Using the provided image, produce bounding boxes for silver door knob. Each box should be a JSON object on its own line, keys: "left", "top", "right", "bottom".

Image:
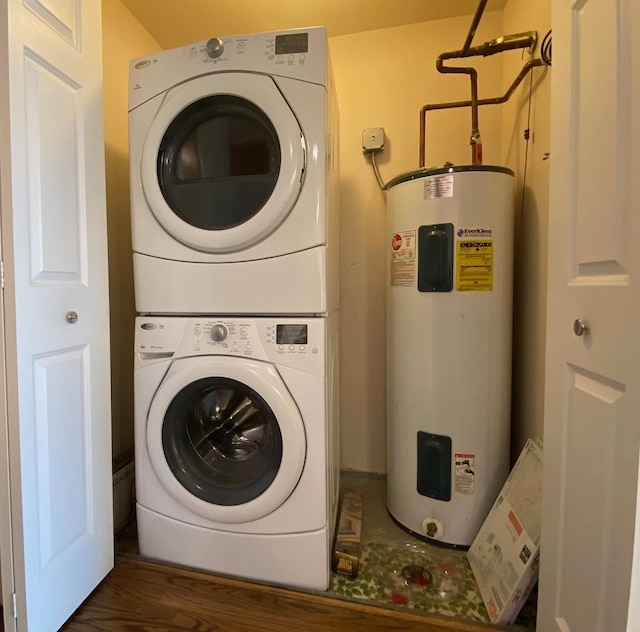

{"left": 573, "top": 319, "right": 588, "bottom": 336}
{"left": 66, "top": 311, "right": 78, "bottom": 324}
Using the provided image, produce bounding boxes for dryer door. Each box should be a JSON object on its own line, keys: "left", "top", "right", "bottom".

{"left": 146, "top": 356, "right": 306, "bottom": 524}
{"left": 140, "top": 73, "right": 305, "bottom": 253}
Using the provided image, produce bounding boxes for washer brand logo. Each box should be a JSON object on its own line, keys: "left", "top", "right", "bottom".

{"left": 134, "top": 60, "right": 151, "bottom": 69}
{"left": 457, "top": 228, "right": 493, "bottom": 238}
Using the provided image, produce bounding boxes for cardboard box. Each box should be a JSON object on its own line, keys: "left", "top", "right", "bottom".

{"left": 332, "top": 489, "right": 363, "bottom": 577}
{"left": 467, "top": 438, "right": 543, "bottom": 625}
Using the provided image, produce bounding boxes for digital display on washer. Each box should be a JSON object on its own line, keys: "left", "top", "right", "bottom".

{"left": 275, "top": 33, "right": 309, "bottom": 55}
{"left": 276, "top": 324, "right": 308, "bottom": 345}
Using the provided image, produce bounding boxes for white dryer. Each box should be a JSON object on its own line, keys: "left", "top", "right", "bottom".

{"left": 134, "top": 314, "right": 339, "bottom": 591}
{"left": 129, "top": 27, "right": 339, "bottom": 315}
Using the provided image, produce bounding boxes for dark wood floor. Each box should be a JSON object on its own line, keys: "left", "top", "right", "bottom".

{"left": 60, "top": 556, "right": 506, "bottom": 632}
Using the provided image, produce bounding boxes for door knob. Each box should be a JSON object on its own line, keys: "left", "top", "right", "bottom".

{"left": 573, "top": 319, "right": 588, "bottom": 336}
{"left": 66, "top": 311, "right": 78, "bottom": 324}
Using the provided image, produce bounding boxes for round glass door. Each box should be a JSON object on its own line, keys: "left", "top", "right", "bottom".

{"left": 162, "top": 377, "right": 283, "bottom": 506}
{"left": 157, "top": 96, "right": 281, "bottom": 232}
{"left": 141, "top": 73, "right": 305, "bottom": 253}
{"left": 146, "top": 356, "right": 306, "bottom": 524}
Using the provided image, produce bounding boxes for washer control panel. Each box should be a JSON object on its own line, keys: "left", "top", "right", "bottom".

{"left": 135, "top": 317, "right": 326, "bottom": 374}
{"left": 196, "top": 320, "right": 259, "bottom": 356}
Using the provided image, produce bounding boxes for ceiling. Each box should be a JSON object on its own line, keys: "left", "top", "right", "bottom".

{"left": 120, "top": 0, "right": 508, "bottom": 50}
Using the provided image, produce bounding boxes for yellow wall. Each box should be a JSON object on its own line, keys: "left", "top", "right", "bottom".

{"left": 100, "top": 1, "right": 551, "bottom": 471}
{"left": 330, "top": 12, "right": 505, "bottom": 472}
{"left": 102, "top": 0, "right": 159, "bottom": 458}
{"left": 501, "top": 0, "right": 551, "bottom": 458}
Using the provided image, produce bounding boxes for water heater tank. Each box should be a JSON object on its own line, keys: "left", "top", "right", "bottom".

{"left": 386, "top": 165, "right": 514, "bottom": 547}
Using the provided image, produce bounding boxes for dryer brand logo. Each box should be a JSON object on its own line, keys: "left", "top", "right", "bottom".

{"left": 457, "top": 227, "right": 493, "bottom": 238}
{"left": 134, "top": 60, "right": 152, "bottom": 69}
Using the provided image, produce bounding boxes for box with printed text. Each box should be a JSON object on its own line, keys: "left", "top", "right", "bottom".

{"left": 332, "top": 489, "right": 363, "bottom": 577}
{"left": 467, "top": 438, "right": 543, "bottom": 625}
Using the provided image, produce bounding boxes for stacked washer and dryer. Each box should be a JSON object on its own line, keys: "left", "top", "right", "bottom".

{"left": 128, "top": 27, "right": 340, "bottom": 591}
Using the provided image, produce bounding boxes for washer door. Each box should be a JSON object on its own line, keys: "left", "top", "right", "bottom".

{"left": 147, "top": 357, "right": 306, "bottom": 524}
{"left": 141, "top": 73, "right": 305, "bottom": 253}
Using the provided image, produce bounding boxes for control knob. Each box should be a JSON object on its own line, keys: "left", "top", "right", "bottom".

{"left": 206, "top": 38, "right": 224, "bottom": 58}
{"left": 210, "top": 324, "right": 228, "bottom": 342}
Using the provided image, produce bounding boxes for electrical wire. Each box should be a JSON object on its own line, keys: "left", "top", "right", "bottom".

{"left": 541, "top": 30, "right": 552, "bottom": 66}
{"left": 368, "top": 151, "right": 387, "bottom": 190}
{"left": 520, "top": 68, "right": 535, "bottom": 219}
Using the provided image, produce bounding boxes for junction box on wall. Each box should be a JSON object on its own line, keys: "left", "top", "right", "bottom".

{"left": 362, "top": 127, "right": 385, "bottom": 152}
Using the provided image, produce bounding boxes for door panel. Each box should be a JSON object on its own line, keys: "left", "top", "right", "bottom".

{"left": 573, "top": 0, "right": 630, "bottom": 277}
{"left": 24, "top": 0, "right": 80, "bottom": 48}
{"left": 33, "top": 347, "right": 90, "bottom": 563}
{"left": 0, "top": 1, "right": 112, "bottom": 631}
{"left": 538, "top": 1, "right": 640, "bottom": 631}
{"left": 557, "top": 368, "right": 626, "bottom": 632}
{"left": 25, "top": 51, "right": 84, "bottom": 281}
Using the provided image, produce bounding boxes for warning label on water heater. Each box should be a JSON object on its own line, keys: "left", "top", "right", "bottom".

{"left": 456, "top": 239, "right": 494, "bottom": 291}
{"left": 390, "top": 230, "right": 416, "bottom": 287}
{"left": 455, "top": 453, "right": 476, "bottom": 495}
{"left": 424, "top": 174, "right": 454, "bottom": 199}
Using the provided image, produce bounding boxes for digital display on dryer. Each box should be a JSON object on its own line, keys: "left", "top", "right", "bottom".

{"left": 277, "top": 324, "right": 308, "bottom": 345}
{"left": 275, "top": 33, "right": 309, "bottom": 55}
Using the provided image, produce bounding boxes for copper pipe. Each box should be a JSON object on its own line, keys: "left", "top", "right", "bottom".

{"left": 440, "top": 33, "right": 537, "bottom": 61}
{"left": 433, "top": 0, "right": 491, "bottom": 165}
{"left": 434, "top": 54, "right": 481, "bottom": 164}
{"left": 435, "top": 57, "right": 480, "bottom": 139}
{"left": 433, "top": 32, "right": 537, "bottom": 166}
{"left": 420, "top": 58, "right": 544, "bottom": 167}
{"left": 462, "top": 0, "right": 489, "bottom": 51}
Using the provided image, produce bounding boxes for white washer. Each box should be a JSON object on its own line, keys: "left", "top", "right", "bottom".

{"left": 134, "top": 314, "right": 340, "bottom": 591}
{"left": 129, "top": 27, "right": 339, "bottom": 315}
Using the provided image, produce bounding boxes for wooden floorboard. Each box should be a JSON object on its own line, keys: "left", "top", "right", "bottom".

{"left": 62, "top": 556, "right": 506, "bottom": 632}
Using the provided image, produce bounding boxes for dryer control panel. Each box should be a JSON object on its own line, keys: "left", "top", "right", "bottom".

{"left": 129, "top": 27, "right": 328, "bottom": 111}
{"left": 135, "top": 316, "right": 328, "bottom": 375}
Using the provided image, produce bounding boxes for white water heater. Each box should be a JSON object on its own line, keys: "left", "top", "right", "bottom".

{"left": 386, "top": 166, "right": 514, "bottom": 547}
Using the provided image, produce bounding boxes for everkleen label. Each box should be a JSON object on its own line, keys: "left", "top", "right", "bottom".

{"left": 455, "top": 453, "right": 476, "bottom": 495}
{"left": 456, "top": 239, "right": 493, "bottom": 291}
{"left": 390, "top": 230, "right": 416, "bottom": 287}
{"left": 457, "top": 227, "right": 493, "bottom": 239}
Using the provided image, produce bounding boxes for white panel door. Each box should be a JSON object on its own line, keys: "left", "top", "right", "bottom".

{"left": 0, "top": 1, "right": 113, "bottom": 631}
{"left": 538, "top": 1, "right": 640, "bottom": 631}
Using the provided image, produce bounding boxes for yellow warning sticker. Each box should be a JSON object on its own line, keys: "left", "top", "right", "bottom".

{"left": 456, "top": 240, "right": 493, "bottom": 291}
